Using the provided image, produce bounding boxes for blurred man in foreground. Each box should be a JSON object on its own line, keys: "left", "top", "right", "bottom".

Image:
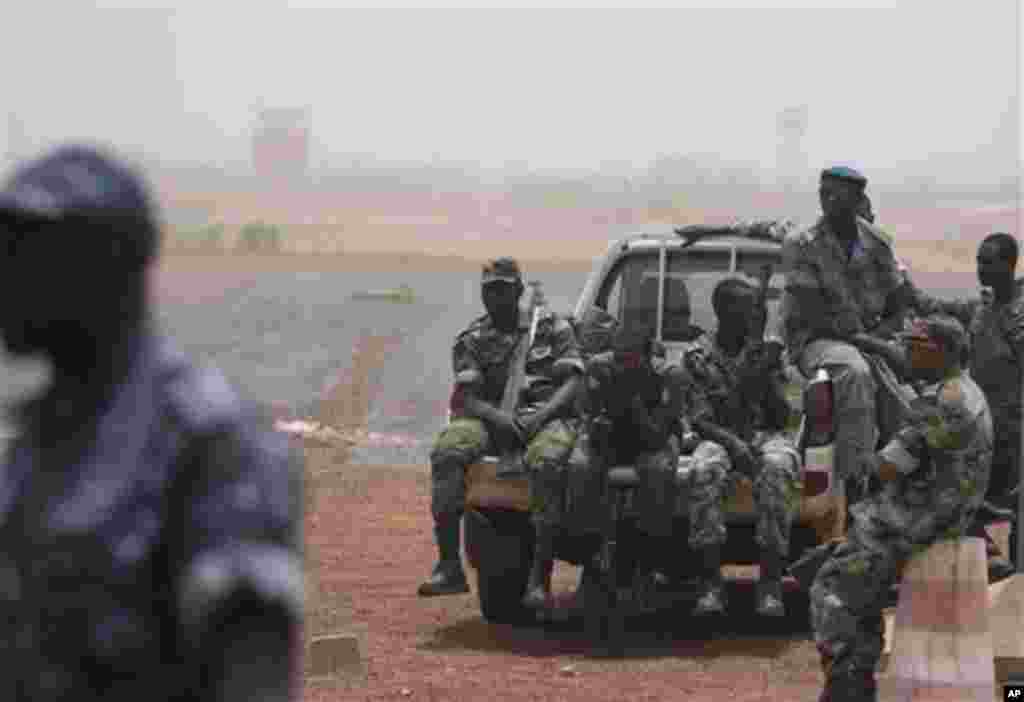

{"left": 0, "top": 145, "right": 303, "bottom": 701}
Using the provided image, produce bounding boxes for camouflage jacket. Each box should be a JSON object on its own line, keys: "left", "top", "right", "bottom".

{"left": 910, "top": 278, "right": 1024, "bottom": 431}
{"left": 0, "top": 332, "right": 302, "bottom": 701}
{"left": 682, "top": 329, "right": 792, "bottom": 441}
{"left": 572, "top": 306, "right": 686, "bottom": 447}
{"left": 452, "top": 310, "right": 584, "bottom": 415}
{"left": 781, "top": 216, "right": 904, "bottom": 361}
{"left": 856, "top": 371, "right": 993, "bottom": 552}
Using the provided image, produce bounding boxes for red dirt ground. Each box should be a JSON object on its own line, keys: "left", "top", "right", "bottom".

{"left": 303, "top": 459, "right": 827, "bottom": 702}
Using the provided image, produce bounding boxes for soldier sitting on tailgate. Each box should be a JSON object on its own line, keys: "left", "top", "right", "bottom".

{"left": 419, "top": 257, "right": 584, "bottom": 610}
{"left": 682, "top": 277, "right": 802, "bottom": 618}
{"left": 807, "top": 314, "right": 993, "bottom": 702}
{"left": 781, "top": 167, "right": 912, "bottom": 508}
{"left": 560, "top": 302, "right": 698, "bottom": 599}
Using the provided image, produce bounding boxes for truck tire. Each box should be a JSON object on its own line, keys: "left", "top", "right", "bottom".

{"left": 465, "top": 509, "right": 534, "bottom": 625}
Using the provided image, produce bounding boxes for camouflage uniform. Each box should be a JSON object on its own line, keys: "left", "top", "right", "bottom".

{"left": 910, "top": 279, "right": 1024, "bottom": 504}
{"left": 810, "top": 366, "right": 993, "bottom": 684}
{"left": 781, "top": 216, "right": 906, "bottom": 486}
{"left": 0, "top": 332, "right": 303, "bottom": 701}
{"left": 432, "top": 310, "right": 583, "bottom": 527}
{"left": 565, "top": 307, "right": 685, "bottom": 538}
{"left": 910, "top": 278, "right": 1024, "bottom": 570}
{"left": 683, "top": 331, "right": 802, "bottom": 556}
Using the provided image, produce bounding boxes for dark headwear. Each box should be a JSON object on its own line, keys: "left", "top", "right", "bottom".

{"left": 481, "top": 257, "right": 522, "bottom": 286}
{"left": 821, "top": 166, "right": 867, "bottom": 189}
{"left": 0, "top": 144, "right": 159, "bottom": 267}
{"left": 981, "top": 232, "right": 1019, "bottom": 267}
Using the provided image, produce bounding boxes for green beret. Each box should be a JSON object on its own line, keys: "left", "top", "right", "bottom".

{"left": 821, "top": 166, "right": 867, "bottom": 188}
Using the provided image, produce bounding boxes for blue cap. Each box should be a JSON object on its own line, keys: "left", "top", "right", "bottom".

{"left": 0, "top": 144, "right": 158, "bottom": 263}
{"left": 821, "top": 166, "right": 867, "bottom": 188}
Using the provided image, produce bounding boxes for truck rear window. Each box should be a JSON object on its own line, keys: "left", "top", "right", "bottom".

{"left": 594, "top": 248, "right": 784, "bottom": 342}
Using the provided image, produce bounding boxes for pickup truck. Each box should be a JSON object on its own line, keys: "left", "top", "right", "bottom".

{"left": 456, "top": 228, "right": 844, "bottom": 628}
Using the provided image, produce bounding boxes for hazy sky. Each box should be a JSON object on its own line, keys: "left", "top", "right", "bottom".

{"left": 3, "top": 3, "right": 1020, "bottom": 186}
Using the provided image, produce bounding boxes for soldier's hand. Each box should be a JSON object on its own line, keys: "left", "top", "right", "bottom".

{"left": 728, "top": 439, "right": 757, "bottom": 480}
{"left": 517, "top": 412, "right": 544, "bottom": 442}
{"left": 494, "top": 411, "right": 525, "bottom": 445}
{"left": 680, "top": 430, "right": 701, "bottom": 454}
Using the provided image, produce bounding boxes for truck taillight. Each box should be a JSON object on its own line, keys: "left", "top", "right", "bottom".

{"left": 614, "top": 351, "right": 644, "bottom": 369}
{"left": 449, "top": 385, "right": 465, "bottom": 415}
{"left": 804, "top": 369, "right": 834, "bottom": 443}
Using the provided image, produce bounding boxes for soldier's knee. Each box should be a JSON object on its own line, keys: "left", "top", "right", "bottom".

{"left": 524, "top": 424, "right": 576, "bottom": 470}
{"left": 430, "top": 448, "right": 472, "bottom": 473}
{"left": 431, "top": 418, "right": 489, "bottom": 463}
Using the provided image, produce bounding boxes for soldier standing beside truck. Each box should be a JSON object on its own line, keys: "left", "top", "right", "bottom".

{"left": 418, "top": 258, "right": 584, "bottom": 605}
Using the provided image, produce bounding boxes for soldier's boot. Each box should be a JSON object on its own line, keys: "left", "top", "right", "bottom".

{"left": 987, "top": 537, "right": 1015, "bottom": 582}
{"left": 755, "top": 547, "right": 786, "bottom": 617}
{"left": 692, "top": 544, "right": 726, "bottom": 616}
{"left": 818, "top": 671, "right": 877, "bottom": 702}
{"left": 417, "top": 514, "right": 469, "bottom": 597}
{"left": 522, "top": 525, "right": 556, "bottom": 610}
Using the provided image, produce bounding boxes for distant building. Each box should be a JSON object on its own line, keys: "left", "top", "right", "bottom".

{"left": 252, "top": 107, "right": 310, "bottom": 183}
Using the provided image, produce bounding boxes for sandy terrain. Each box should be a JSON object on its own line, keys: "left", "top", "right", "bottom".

{"left": 303, "top": 453, "right": 830, "bottom": 702}
{"left": 157, "top": 180, "right": 1016, "bottom": 279}
{"left": 158, "top": 232, "right": 979, "bottom": 278}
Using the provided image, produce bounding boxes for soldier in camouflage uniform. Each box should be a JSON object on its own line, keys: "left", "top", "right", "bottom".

{"left": 0, "top": 146, "right": 301, "bottom": 701}
{"left": 418, "top": 258, "right": 584, "bottom": 606}
{"left": 781, "top": 166, "right": 910, "bottom": 501}
{"left": 905, "top": 232, "right": 1023, "bottom": 573}
{"left": 683, "top": 277, "right": 802, "bottom": 617}
{"left": 809, "top": 314, "right": 993, "bottom": 702}
{"left": 574, "top": 306, "right": 690, "bottom": 542}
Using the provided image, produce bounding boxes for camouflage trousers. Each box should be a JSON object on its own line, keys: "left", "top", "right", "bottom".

{"left": 810, "top": 497, "right": 975, "bottom": 678}
{"left": 428, "top": 416, "right": 578, "bottom": 524}
{"left": 799, "top": 339, "right": 879, "bottom": 486}
{"left": 686, "top": 435, "right": 802, "bottom": 555}
{"left": 988, "top": 411, "right": 1021, "bottom": 503}
{"left": 809, "top": 536, "right": 896, "bottom": 678}
{"left": 429, "top": 417, "right": 491, "bottom": 519}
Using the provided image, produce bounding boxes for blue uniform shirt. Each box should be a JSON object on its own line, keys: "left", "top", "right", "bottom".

{"left": 0, "top": 331, "right": 303, "bottom": 700}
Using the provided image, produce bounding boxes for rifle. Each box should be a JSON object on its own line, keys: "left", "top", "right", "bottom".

{"left": 495, "top": 280, "right": 545, "bottom": 478}
{"left": 728, "top": 263, "right": 780, "bottom": 441}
